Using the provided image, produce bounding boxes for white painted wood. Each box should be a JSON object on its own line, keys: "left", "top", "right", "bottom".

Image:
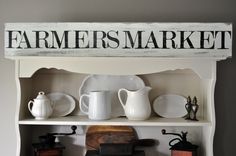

{"left": 17, "top": 57, "right": 215, "bottom": 79}
{"left": 18, "top": 116, "right": 211, "bottom": 126}
{"left": 13, "top": 59, "right": 218, "bottom": 156}
{"left": 5, "top": 23, "right": 232, "bottom": 58}
{"left": 14, "top": 61, "right": 21, "bottom": 156}
{"left": 8, "top": 37, "right": 226, "bottom": 156}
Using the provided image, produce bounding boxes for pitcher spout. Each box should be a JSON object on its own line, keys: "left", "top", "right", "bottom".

{"left": 138, "top": 86, "right": 152, "bottom": 94}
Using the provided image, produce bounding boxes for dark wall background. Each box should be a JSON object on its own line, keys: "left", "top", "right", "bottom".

{"left": 0, "top": 0, "right": 235, "bottom": 155}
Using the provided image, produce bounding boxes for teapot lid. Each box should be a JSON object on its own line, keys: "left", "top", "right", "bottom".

{"left": 35, "top": 92, "right": 49, "bottom": 100}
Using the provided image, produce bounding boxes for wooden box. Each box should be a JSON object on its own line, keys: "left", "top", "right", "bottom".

{"left": 172, "top": 150, "right": 197, "bottom": 156}
{"left": 33, "top": 143, "right": 65, "bottom": 156}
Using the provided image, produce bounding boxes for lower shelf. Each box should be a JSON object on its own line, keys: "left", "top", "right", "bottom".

{"left": 18, "top": 116, "right": 211, "bottom": 126}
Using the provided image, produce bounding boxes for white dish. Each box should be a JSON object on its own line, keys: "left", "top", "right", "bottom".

{"left": 79, "top": 75, "right": 145, "bottom": 117}
{"left": 153, "top": 94, "right": 187, "bottom": 118}
{"left": 47, "top": 92, "right": 76, "bottom": 117}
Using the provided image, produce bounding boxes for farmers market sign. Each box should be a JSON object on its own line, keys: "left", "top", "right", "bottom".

{"left": 5, "top": 23, "right": 232, "bottom": 57}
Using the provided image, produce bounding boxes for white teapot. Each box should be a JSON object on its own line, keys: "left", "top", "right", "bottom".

{"left": 28, "top": 92, "right": 54, "bottom": 120}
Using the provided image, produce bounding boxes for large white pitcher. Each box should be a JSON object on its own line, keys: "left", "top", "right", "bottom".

{"left": 118, "top": 86, "right": 152, "bottom": 120}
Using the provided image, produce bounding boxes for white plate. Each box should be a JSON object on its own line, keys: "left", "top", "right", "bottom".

{"left": 47, "top": 92, "right": 76, "bottom": 117}
{"left": 79, "top": 75, "right": 145, "bottom": 117}
{"left": 153, "top": 94, "right": 187, "bottom": 118}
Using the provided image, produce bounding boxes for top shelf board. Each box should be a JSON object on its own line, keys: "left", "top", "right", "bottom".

{"left": 18, "top": 116, "right": 211, "bottom": 127}
{"left": 5, "top": 23, "right": 232, "bottom": 59}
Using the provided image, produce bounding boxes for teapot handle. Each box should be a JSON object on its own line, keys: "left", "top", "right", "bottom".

{"left": 79, "top": 94, "right": 90, "bottom": 115}
{"left": 118, "top": 88, "right": 128, "bottom": 109}
{"left": 28, "top": 100, "right": 34, "bottom": 113}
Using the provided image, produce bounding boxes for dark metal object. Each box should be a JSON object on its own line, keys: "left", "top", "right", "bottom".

{"left": 100, "top": 143, "right": 133, "bottom": 156}
{"left": 86, "top": 150, "right": 145, "bottom": 156}
{"left": 185, "top": 96, "right": 199, "bottom": 121}
{"left": 191, "top": 97, "right": 199, "bottom": 121}
{"left": 34, "top": 126, "right": 77, "bottom": 156}
{"left": 99, "top": 139, "right": 156, "bottom": 155}
{"left": 49, "top": 125, "right": 77, "bottom": 136}
{"left": 131, "top": 138, "right": 156, "bottom": 147}
{"left": 39, "top": 134, "right": 56, "bottom": 146}
{"left": 161, "top": 129, "right": 198, "bottom": 156}
{"left": 185, "top": 96, "right": 192, "bottom": 120}
{"left": 38, "top": 126, "right": 77, "bottom": 146}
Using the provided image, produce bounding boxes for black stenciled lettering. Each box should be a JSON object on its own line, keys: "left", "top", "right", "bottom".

{"left": 51, "top": 31, "right": 70, "bottom": 49}
{"left": 33, "top": 30, "right": 50, "bottom": 48}
{"left": 161, "top": 31, "right": 177, "bottom": 49}
{"left": 199, "top": 31, "right": 215, "bottom": 49}
{"left": 145, "top": 31, "right": 159, "bottom": 49}
{"left": 215, "top": 31, "right": 232, "bottom": 49}
{"left": 107, "top": 30, "right": 119, "bottom": 49}
{"left": 75, "top": 30, "right": 89, "bottom": 48}
{"left": 6, "top": 30, "right": 21, "bottom": 48}
{"left": 17, "top": 31, "right": 31, "bottom": 49}
{"left": 93, "top": 31, "right": 107, "bottom": 48}
{"left": 123, "top": 31, "right": 144, "bottom": 49}
{"left": 179, "top": 31, "right": 194, "bottom": 49}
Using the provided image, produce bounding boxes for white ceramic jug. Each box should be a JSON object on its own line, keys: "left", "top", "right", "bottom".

{"left": 118, "top": 86, "right": 152, "bottom": 120}
{"left": 79, "top": 91, "right": 112, "bottom": 120}
{"left": 28, "top": 92, "right": 54, "bottom": 120}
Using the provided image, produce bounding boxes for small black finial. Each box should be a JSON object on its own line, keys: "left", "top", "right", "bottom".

{"left": 162, "top": 129, "right": 166, "bottom": 134}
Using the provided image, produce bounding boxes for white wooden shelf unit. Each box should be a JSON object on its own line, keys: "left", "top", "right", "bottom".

{"left": 5, "top": 22, "right": 232, "bottom": 156}
{"left": 13, "top": 57, "right": 219, "bottom": 156}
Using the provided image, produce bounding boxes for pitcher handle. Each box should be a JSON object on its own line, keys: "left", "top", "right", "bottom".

{"left": 118, "top": 88, "right": 128, "bottom": 109}
{"left": 79, "top": 94, "right": 90, "bottom": 115}
{"left": 28, "top": 100, "right": 34, "bottom": 114}
{"left": 51, "top": 101, "right": 55, "bottom": 109}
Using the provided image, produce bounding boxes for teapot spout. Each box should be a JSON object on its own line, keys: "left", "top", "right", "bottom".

{"left": 145, "top": 86, "right": 152, "bottom": 92}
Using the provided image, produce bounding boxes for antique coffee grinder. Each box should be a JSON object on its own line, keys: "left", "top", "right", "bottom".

{"left": 162, "top": 129, "right": 198, "bottom": 156}
{"left": 32, "top": 126, "right": 77, "bottom": 156}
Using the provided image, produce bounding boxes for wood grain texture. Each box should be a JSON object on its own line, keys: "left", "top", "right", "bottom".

{"left": 86, "top": 126, "right": 137, "bottom": 150}
{"left": 172, "top": 150, "right": 197, "bottom": 156}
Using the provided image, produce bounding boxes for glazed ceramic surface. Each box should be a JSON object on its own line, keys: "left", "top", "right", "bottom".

{"left": 79, "top": 91, "right": 112, "bottom": 120}
{"left": 47, "top": 92, "right": 75, "bottom": 117}
{"left": 118, "top": 87, "right": 152, "bottom": 120}
{"left": 153, "top": 94, "right": 187, "bottom": 118}
{"left": 79, "top": 75, "right": 145, "bottom": 117}
{"left": 28, "top": 92, "right": 54, "bottom": 120}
